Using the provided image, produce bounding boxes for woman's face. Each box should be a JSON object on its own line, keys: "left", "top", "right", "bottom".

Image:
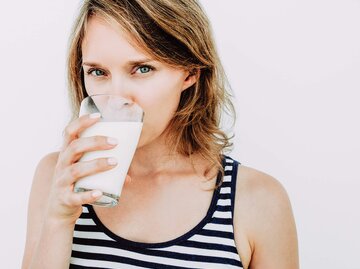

{"left": 81, "top": 16, "right": 197, "bottom": 148}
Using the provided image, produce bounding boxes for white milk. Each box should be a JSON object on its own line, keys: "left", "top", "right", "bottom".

{"left": 74, "top": 121, "right": 142, "bottom": 200}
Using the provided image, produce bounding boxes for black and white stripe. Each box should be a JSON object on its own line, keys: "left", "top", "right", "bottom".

{"left": 70, "top": 155, "right": 243, "bottom": 268}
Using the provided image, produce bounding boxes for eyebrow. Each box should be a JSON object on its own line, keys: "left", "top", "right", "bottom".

{"left": 82, "top": 58, "right": 155, "bottom": 68}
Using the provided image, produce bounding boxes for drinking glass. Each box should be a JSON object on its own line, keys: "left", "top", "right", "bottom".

{"left": 74, "top": 94, "right": 144, "bottom": 207}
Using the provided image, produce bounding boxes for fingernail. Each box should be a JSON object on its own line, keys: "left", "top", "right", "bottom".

{"left": 107, "top": 157, "right": 118, "bottom": 166}
{"left": 107, "top": 137, "right": 118, "bottom": 145}
{"left": 89, "top": 112, "right": 101, "bottom": 119}
{"left": 92, "top": 190, "right": 102, "bottom": 198}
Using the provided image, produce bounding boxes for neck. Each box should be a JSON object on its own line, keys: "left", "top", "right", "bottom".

{"left": 127, "top": 138, "right": 206, "bottom": 180}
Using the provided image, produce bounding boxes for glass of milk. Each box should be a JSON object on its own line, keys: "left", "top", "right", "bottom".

{"left": 74, "top": 94, "right": 144, "bottom": 207}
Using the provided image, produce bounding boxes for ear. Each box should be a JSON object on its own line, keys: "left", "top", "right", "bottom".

{"left": 181, "top": 69, "right": 200, "bottom": 92}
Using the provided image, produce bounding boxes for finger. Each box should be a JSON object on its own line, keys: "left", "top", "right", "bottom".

{"left": 61, "top": 113, "right": 102, "bottom": 150}
{"left": 124, "top": 175, "right": 132, "bottom": 185}
{"left": 60, "top": 157, "right": 118, "bottom": 186}
{"left": 67, "top": 189, "right": 104, "bottom": 207}
{"left": 60, "top": 135, "right": 118, "bottom": 166}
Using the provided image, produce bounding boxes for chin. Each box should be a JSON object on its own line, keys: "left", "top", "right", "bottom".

{"left": 135, "top": 132, "right": 154, "bottom": 149}
{"left": 135, "top": 130, "right": 167, "bottom": 151}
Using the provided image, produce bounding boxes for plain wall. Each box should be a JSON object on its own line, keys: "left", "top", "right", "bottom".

{"left": 0, "top": 0, "right": 359, "bottom": 268}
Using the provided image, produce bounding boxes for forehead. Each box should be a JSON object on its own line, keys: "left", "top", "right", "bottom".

{"left": 81, "top": 16, "right": 151, "bottom": 63}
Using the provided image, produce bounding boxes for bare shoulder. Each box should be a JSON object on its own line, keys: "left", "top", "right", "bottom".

{"left": 22, "top": 151, "right": 60, "bottom": 268}
{"left": 28, "top": 151, "right": 61, "bottom": 220}
{"left": 36, "top": 151, "right": 60, "bottom": 176}
{"left": 30, "top": 151, "right": 60, "bottom": 198}
{"left": 233, "top": 164, "right": 299, "bottom": 269}
{"left": 235, "top": 165, "right": 291, "bottom": 209}
{"left": 28, "top": 149, "right": 61, "bottom": 212}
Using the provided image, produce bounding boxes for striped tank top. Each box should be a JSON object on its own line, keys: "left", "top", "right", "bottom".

{"left": 70, "top": 155, "right": 243, "bottom": 268}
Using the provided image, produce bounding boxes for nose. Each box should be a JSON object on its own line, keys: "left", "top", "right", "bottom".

{"left": 95, "top": 94, "right": 143, "bottom": 122}
{"left": 109, "top": 76, "right": 133, "bottom": 100}
{"left": 108, "top": 95, "right": 133, "bottom": 107}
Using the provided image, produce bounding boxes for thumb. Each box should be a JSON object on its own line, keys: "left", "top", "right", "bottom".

{"left": 125, "top": 175, "right": 132, "bottom": 185}
{"left": 77, "top": 190, "right": 103, "bottom": 206}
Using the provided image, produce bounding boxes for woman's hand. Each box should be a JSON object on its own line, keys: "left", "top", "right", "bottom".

{"left": 45, "top": 113, "right": 119, "bottom": 224}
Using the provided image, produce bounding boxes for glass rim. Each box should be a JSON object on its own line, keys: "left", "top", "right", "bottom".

{"left": 86, "top": 93, "right": 130, "bottom": 98}
{"left": 84, "top": 94, "right": 139, "bottom": 106}
{"left": 81, "top": 93, "right": 144, "bottom": 122}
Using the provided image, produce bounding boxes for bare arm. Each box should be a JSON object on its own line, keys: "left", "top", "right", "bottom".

{"left": 22, "top": 113, "right": 119, "bottom": 269}
{"left": 234, "top": 165, "right": 299, "bottom": 269}
{"left": 21, "top": 152, "right": 75, "bottom": 269}
{"left": 22, "top": 152, "right": 57, "bottom": 268}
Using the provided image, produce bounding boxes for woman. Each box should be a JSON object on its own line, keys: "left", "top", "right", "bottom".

{"left": 22, "top": 0, "right": 299, "bottom": 268}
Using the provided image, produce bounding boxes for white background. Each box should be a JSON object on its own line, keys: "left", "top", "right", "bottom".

{"left": 0, "top": 0, "right": 359, "bottom": 268}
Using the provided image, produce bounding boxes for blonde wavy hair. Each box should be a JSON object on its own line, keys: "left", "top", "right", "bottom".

{"left": 66, "top": 0, "right": 236, "bottom": 185}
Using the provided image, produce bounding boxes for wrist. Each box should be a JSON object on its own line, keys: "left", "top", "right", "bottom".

{"left": 44, "top": 203, "right": 82, "bottom": 228}
{"left": 43, "top": 216, "right": 76, "bottom": 231}
{"left": 43, "top": 209, "right": 78, "bottom": 229}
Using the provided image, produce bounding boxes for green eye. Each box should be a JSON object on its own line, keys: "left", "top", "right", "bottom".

{"left": 93, "top": 69, "right": 105, "bottom": 76}
{"left": 136, "top": 65, "right": 153, "bottom": 74}
{"left": 94, "top": 69, "right": 105, "bottom": 76}
{"left": 87, "top": 68, "right": 105, "bottom": 77}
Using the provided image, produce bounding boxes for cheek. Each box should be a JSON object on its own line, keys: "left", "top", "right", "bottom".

{"left": 135, "top": 72, "right": 184, "bottom": 115}
{"left": 134, "top": 72, "right": 184, "bottom": 142}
